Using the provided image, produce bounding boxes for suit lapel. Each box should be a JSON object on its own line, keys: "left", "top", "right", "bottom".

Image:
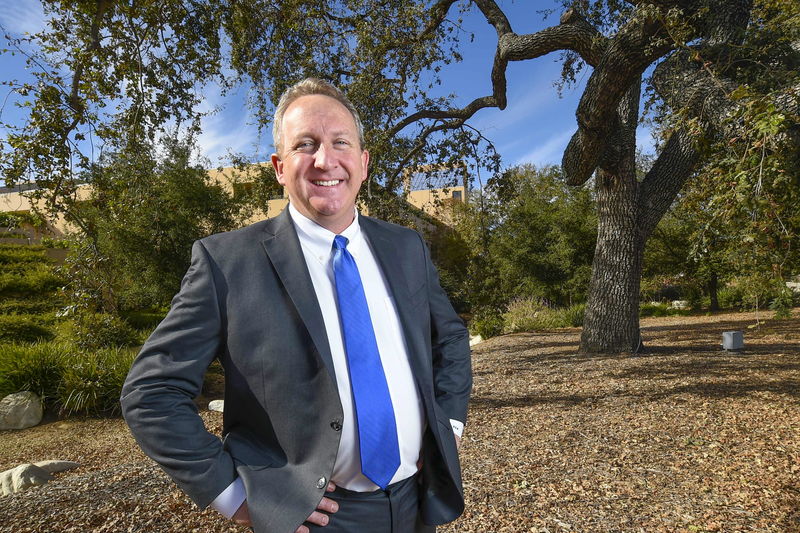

{"left": 260, "top": 209, "right": 336, "bottom": 383}
{"left": 361, "top": 219, "right": 412, "bottom": 303}
{"left": 360, "top": 217, "right": 433, "bottom": 392}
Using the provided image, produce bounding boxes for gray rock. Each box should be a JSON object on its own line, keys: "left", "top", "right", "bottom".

{"left": 0, "top": 391, "right": 43, "bottom": 430}
{"left": 33, "top": 460, "right": 80, "bottom": 474}
{"left": 0, "top": 464, "right": 53, "bottom": 496}
{"left": 208, "top": 400, "right": 225, "bottom": 412}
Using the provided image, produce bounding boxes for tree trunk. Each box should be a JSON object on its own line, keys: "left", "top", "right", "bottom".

{"left": 579, "top": 80, "right": 645, "bottom": 353}
{"left": 708, "top": 270, "right": 720, "bottom": 311}
{"left": 580, "top": 164, "right": 644, "bottom": 353}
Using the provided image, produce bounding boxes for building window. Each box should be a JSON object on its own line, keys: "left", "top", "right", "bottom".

{"left": 452, "top": 190, "right": 462, "bottom": 201}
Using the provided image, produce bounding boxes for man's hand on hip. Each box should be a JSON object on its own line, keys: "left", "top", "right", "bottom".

{"left": 295, "top": 482, "right": 339, "bottom": 533}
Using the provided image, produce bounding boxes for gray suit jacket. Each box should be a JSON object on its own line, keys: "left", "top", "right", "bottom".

{"left": 121, "top": 208, "right": 472, "bottom": 533}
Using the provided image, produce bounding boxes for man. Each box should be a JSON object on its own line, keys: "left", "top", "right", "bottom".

{"left": 121, "top": 78, "right": 471, "bottom": 533}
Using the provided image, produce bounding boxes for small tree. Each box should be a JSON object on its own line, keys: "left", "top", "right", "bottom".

{"left": 488, "top": 165, "right": 596, "bottom": 307}
{"left": 64, "top": 133, "right": 251, "bottom": 314}
{"left": 448, "top": 164, "right": 596, "bottom": 336}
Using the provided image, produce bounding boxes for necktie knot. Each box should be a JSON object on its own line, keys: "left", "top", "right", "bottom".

{"left": 333, "top": 235, "right": 349, "bottom": 251}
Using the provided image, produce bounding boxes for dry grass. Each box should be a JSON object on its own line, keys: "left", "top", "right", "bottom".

{"left": 1, "top": 310, "right": 799, "bottom": 532}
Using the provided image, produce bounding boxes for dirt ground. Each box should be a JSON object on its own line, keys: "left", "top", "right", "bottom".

{"left": 1, "top": 310, "right": 798, "bottom": 532}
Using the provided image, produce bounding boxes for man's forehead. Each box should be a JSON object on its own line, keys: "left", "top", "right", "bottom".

{"left": 279, "top": 94, "right": 363, "bottom": 150}
{"left": 284, "top": 95, "right": 354, "bottom": 123}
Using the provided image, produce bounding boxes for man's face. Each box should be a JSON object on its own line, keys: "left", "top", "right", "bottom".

{"left": 271, "top": 94, "right": 369, "bottom": 234}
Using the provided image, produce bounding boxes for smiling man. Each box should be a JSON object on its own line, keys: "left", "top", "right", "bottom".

{"left": 121, "top": 78, "right": 472, "bottom": 533}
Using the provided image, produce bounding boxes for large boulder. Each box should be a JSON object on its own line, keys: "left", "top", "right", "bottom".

{"left": 0, "top": 391, "right": 43, "bottom": 430}
{"left": 0, "top": 464, "right": 53, "bottom": 496}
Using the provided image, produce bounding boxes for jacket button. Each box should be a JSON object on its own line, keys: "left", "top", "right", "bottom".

{"left": 330, "top": 420, "right": 342, "bottom": 431}
{"left": 316, "top": 477, "right": 327, "bottom": 489}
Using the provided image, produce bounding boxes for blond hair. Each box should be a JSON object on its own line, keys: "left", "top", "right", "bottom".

{"left": 272, "top": 78, "right": 365, "bottom": 155}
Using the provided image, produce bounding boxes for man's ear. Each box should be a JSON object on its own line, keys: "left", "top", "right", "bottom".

{"left": 271, "top": 153, "right": 285, "bottom": 185}
{"left": 360, "top": 149, "right": 369, "bottom": 184}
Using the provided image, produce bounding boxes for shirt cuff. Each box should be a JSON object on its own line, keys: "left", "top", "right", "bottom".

{"left": 209, "top": 477, "right": 247, "bottom": 519}
{"left": 449, "top": 419, "right": 464, "bottom": 438}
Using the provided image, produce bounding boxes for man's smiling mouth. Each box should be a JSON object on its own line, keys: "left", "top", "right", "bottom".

{"left": 313, "top": 180, "right": 341, "bottom": 187}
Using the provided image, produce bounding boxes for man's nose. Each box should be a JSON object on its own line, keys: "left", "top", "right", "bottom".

{"left": 313, "top": 143, "right": 335, "bottom": 170}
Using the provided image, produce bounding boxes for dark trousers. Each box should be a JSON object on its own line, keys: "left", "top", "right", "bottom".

{"left": 306, "top": 475, "right": 435, "bottom": 533}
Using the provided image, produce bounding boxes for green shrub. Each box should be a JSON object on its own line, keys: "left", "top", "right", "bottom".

{"left": 40, "top": 237, "right": 70, "bottom": 249}
{"left": 121, "top": 309, "right": 167, "bottom": 330}
{"left": 562, "top": 304, "right": 586, "bottom": 327}
{"left": 0, "top": 266, "right": 63, "bottom": 298}
{"left": 0, "top": 314, "right": 55, "bottom": 343}
{"left": 0, "top": 244, "right": 50, "bottom": 265}
{"left": 502, "top": 298, "right": 584, "bottom": 333}
{"left": 71, "top": 313, "right": 140, "bottom": 350}
{"left": 717, "top": 285, "right": 746, "bottom": 309}
{"left": 504, "top": 298, "right": 545, "bottom": 332}
{"left": 0, "top": 342, "right": 68, "bottom": 402}
{"left": 640, "top": 302, "right": 671, "bottom": 317}
{"left": 0, "top": 299, "right": 60, "bottom": 315}
{"left": 769, "top": 288, "right": 795, "bottom": 319}
{"left": 0, "top": 342, "right": 136, "bottom": 414}
{"left": 58, "top": 347, "right": 136, "bottom": 415}
{"left": 470, "top": 307, "right": 505, "bottom": 338}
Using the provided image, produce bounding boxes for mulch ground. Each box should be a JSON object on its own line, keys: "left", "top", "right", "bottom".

{"left": 1, "top": 310, "right": 798, "bottom": 532}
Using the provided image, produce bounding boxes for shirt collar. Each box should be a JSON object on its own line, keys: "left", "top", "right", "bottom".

{"left": 288, "top": 203, "right": 363, "bottom": 258}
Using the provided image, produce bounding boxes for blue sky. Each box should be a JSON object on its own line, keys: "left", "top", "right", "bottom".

{"left": 0, "top": 1, "right": 655, "bottom": 183}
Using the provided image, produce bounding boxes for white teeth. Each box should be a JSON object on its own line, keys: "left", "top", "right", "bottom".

{"left": 314, "top": 180, "right": 340, "bottom": 186}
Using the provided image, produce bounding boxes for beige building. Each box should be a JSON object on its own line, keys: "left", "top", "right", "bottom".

{"left": 0, "top": 183, "right": 94, "bottom": 242}
{"left": 1, "top": 164, "right": 467, "bottom": 242}
{"left": 403, "top": 166, "right": 468, "bottom": 226}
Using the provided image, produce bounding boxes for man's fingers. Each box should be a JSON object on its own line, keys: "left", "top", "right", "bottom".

{"left": 296, "top": 492, "right": 340, "bottom": 531}
{"left": 305, "top": 510, "right": 332, "bottom": 526}
{"left": 317, "top": 496, "right": 339, "bottom": 513}
{"left": 326, "top": 481, "right": 337, "bottom": 492}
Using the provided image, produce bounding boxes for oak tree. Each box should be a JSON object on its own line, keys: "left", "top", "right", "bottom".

{"left": 3, "top": 0, "right": 797, "bottom": 352}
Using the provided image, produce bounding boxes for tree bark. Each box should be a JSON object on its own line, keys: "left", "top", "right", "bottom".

{"left": 579, "top": 81, "right": 644, "bottom": 353}
{"left": 581, "top": 165, "right": 645, "bottom": 353}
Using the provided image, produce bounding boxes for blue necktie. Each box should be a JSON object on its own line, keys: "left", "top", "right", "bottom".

{"left": 332, "top": 235, "right": 400, "bottom": 489}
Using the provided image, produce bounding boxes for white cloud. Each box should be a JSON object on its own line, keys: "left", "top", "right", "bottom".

{"left": 514, "top": 128, "right": 574, "bottom": 167}
{"left": 0, "top": 1, "right": 45, "bottom": 36}
{"left": 187, "top": 81, "right": 267, "bottom": 165}
{"left": 471, "top": 70, "right": 565, "bottom": 134}
{"left": 196, "top": 107, "right": 263, "bottom": 165}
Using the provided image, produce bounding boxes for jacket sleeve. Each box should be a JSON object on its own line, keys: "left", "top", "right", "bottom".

{"left": 120, "top": 240, "right": 235, "bottom": 508}
{"left": 420, "top": 233, "right": 472, "bottom": 425}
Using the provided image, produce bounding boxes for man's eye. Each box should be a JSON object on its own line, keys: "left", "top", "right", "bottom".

{"left": 296, "top": 141, "right": 315, "bottom": 150}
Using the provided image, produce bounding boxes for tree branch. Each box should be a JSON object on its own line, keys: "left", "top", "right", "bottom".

{"left": 67, "top": 0, "right": 112, "bottom": 119}
{"left": 473, "top": 0, "right": 512, "bottom": 36}
{"left": 500, "top": 9, "right": 607, "bottom": 67}
{"left": 639, "top": 128, "right": 700, "bottom": 237}
{"left": 562, "top": 9, "right": 679, "bottom": 186}
{"left": 385, "top": 118, "right": 466, "bottom": 190}
{"left": 389, "top": 95, "right": 500, "bottom": 135}
{"left": 390, "top": 4, "right": 609, "bottom": 138}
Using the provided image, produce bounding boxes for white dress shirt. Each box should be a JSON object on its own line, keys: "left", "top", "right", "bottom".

{"left": 211, "top": 205, "right": 463, "bottom": 518}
